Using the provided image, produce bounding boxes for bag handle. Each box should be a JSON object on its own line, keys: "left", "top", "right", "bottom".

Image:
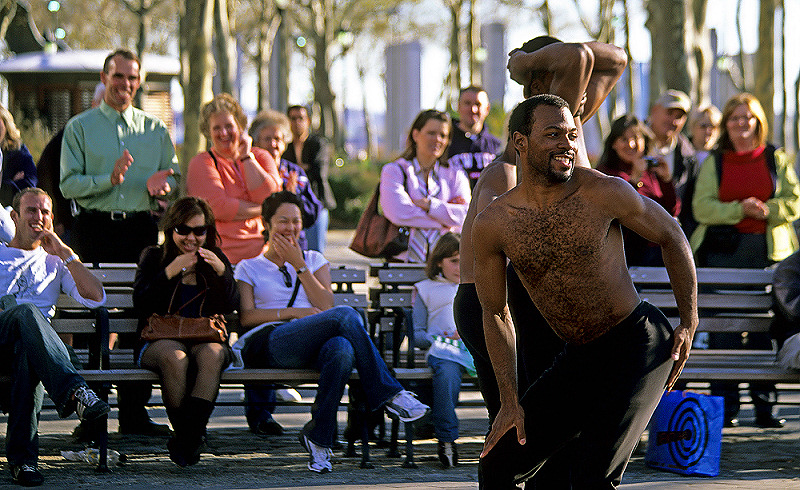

{"left": 166, "top": 273, "right": 210, "bottom": 316}
{"left": 285, "top": 251, "right": 305, "bottom": 308}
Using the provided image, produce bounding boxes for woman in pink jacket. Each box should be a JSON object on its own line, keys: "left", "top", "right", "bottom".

{"left": 379, "top": 110, "right": 471, "bottom": 263}
{"left": 186, "top": 94, "right": 282, "bottom": 264}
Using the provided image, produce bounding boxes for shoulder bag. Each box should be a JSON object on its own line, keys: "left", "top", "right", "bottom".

{"left": 141, "top": 275, "right": 228, "bottom": 343}
{"left": 349, "top": 164, "right": 409, "bottom": 258}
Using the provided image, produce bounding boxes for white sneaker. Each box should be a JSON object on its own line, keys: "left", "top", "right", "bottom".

{"left": 299, "top": 434, "right": 333, "bottom": 473}
{"left": 385, "top": 390, "right": 429, "bottom": 422}
{"left": 276, "top": 388, "right": 302, "bottom": 403}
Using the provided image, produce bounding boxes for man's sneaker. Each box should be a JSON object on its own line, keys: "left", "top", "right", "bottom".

{"left": 10, "top": 464, "right": 44, "bottom": 487}
{"left": 298, "top": 433, "right": 333, "bottom": 473}
{"left": 385, "top": 390, "right": 429, "bottom": 422}
{"left": 437, "top": 440, "right": 459, "bottom": 468}
{"left": 72, "top": 385, "right": 110, "bottom": 421}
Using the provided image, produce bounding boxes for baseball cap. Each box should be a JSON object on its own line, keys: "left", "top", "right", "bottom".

{"left": 654, "top": 89, "right": 691, "bottom": 113}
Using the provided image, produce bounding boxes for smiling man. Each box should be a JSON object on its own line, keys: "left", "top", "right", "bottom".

{"left": 447, "top": 86, "right": 502, "bottom": 188}
{"left": 60, "top": 48, "right": 180, "bottom": 264}
{"left": 473, "top": 95, "right": 698, "bottom": 488}
{"left": 59, "top": 48, "right": 179, "bottom": 437}
{"left": 0, "top": 188, "right": 109, "bottom": 486}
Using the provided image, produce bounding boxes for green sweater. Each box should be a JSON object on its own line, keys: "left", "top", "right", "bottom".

{"left": 690, "top": 147, "right": 800, "bottom": 262}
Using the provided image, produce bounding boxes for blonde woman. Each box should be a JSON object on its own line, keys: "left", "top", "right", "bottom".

{"left": 0, "top": 104, "right": 37, "bottom": 206}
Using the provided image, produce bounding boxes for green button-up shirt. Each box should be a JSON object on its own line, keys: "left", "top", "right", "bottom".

{"left": 60, "top": 101, "right": 180, "bottom": 212}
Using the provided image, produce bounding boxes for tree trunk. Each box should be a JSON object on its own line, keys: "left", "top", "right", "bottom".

{"left": 446, "top": 1, "right": 462, "bottom": 111}
{"left": 357, "top": 61, "right": 373, "bottom": 160}
{"left": 467, "top": 0, "right": 480, "bottom": 86}
{"left": 134, "top": 7, "right": 149, "bottom": 108}
{"left": 689, "top": 0, "right": 712, "bottom": 106}
{"left": 645, "top": 0, "right": 692, "bottom": 104}
{"left": 180, "top": 0, "right": 214, "bottom": 181}
{"left": 214, "top": 0, "right": 237, "bottom": 97}
{"left": 312, "top": 24, "right": 339, "bottom": 145}
{"left": 754, "top": 0, "right": 774, "bottom": 142}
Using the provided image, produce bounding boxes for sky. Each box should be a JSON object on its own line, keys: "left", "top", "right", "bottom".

{"left": 242, "top": 0, "right": 797, "bottom": 116}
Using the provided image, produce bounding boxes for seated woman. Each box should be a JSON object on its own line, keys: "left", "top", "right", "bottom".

{"left": 133, "top": 196, "right": 238, "bottom": 466}
{"left": 233, "top": 191, "right": 429, "bottom": 473}
{"left": 186, "top": 93, "right": 282, "bottom": 264}
{"left": 0, "top": 104, "right": 37, "bottom": 207}
{"left": 412, "top": 232, "right": 473, "bottom": 468}
{"left": 596, "top": 114, "right": 678, "bottom": 266}
{"left": 379, "top": 109, "right": 470, "bottom": 263}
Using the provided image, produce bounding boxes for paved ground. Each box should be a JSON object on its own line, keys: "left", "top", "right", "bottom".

{"left": 0, "top": 230, "right": 798, "bottom": 488}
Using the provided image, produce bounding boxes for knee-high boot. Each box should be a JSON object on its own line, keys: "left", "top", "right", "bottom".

{"left": 182, "top": 396, "right": 214, "bottom": 466}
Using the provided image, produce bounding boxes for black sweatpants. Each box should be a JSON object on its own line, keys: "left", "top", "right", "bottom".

{"left": 479, "top": 301, "right": 674, "bottom": 489}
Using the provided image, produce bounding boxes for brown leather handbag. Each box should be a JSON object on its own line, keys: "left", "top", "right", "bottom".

{"left": 349, "top": 164, "right": 409, "bottom": 258}
{"left": 141, "top": 278, "right": 228, "bottom": 343}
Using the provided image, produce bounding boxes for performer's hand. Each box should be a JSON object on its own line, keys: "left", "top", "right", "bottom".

{"left": 666, "top": 324, "right": 693, "bottom": 389}
{"left": 480, "top": 401, "right": 526, "bottom": 458}
{"left": 111, "top": 150, "right": 133, "bottom": 185}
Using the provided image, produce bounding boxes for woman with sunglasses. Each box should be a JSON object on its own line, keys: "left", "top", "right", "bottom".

{"left": 133, "top": 196, "right": 238, "bottom": 466}
{"left": 233, "top": 191, "right": 429, "bottom": 473}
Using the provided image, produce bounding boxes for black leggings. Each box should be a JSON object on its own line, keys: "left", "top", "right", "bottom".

{"left": 479, "top": 301, "right": 674, "bottom": 489}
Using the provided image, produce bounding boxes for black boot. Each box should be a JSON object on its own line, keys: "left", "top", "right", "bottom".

{"left": 182, "top": 397, "right": 214, "bottom": 466}
{"left": 166, "top": 406, "right": 190, "bottom": 467}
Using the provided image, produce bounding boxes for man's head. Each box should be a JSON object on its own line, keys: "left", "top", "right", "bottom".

{"left": 457, "top": 86, "right": 491, "bottom": 133}
{"left": 10, "top": 188, "right": 53, "bottom": 249}
{"left": 516, "top": 36, "right": 561, "bottom": 98}
{"left": 101, "top": 49, "right": 141, "bottom": 112}
{"left": 287, "top": 105, "right": 310, "bottom": 139}
{"left": 648, "top": 89, "right": 691, "bottom": 144}
{"left": 510, "top": 94, "right": 576, "bottom": 184}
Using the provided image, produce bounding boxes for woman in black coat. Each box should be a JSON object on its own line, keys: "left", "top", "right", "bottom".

{"left": 133, "top": 196, "right": 238, "bottom": 466}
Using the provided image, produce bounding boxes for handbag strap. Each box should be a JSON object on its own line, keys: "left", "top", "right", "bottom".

{"left": 285, "top": 251, "right": 305, "bottom": 307}
{"left": 167, "top": 273, "right": 210, "bottom": 316}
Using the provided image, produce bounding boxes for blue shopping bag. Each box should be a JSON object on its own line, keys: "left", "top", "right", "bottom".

{"left": 645, "top": 390, "right": 723, "bottom": 477}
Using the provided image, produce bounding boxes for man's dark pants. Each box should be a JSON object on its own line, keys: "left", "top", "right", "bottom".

{"left": 0, "top": 304, "right": 85, "bottom": 465}
{"left": 478, "top": 301, "right": 674, "bottom": 488}
{"left": 75, "top": 208, "right": 159, "bottom": 430}
{"left": 454, "top": 265, "right": 573, "bottom": 488}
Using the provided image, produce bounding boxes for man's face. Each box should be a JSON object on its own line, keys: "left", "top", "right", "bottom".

{"left": 457, "top": 90, "right": 490, "bottom": 129}
{"left": 516, "top": 105, "right": 577, "bottom": 184}
{"left": 11, "top": 193, "right": 53, "bottom": 245}
{"left": 100, "top": 55, "right": 141, "bottom": 111}
{"left": 288, "top": 108, "right": 310, "bottom": 138}
{"left": 649, "top": 104, "right": 687, "bottom": 142}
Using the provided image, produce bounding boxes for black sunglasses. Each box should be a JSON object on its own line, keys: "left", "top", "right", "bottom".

{"left": 174, "top": 224, "right": 209, "bottom": 236}
{"left": 278, "top": 266, "right": 292, "bottom": 287}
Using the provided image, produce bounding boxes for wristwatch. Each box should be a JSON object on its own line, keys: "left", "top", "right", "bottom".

{"left": 296, "top": 265, "right": 308, "bottom": 275}
{"left": 63, "top": 254, "right": 80, "bottom": 266}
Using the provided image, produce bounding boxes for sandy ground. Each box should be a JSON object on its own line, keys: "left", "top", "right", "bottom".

{"left": 0, "top": 230, "right": 798, "bottom": 488}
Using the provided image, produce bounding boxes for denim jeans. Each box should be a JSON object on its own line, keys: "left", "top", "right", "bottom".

{"left": 242, "top": 306, "right": 402, "bottom": 448}
{"left": 427, "top": 355, "right": 464, "bottom": 443}
{"left": 305, "top": 208, "right": 329, "bottom": 253}
{"left": 0, "top": 303, "right": 85, "bottom": 465}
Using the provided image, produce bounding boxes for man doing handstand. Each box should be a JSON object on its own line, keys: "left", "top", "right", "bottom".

{"left": 474, "top": 95, "right": 697, "bottom": 488}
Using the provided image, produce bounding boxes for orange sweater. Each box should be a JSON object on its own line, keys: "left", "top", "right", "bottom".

{"left": 186, "top": 147, "right": 281, "bottom": 264}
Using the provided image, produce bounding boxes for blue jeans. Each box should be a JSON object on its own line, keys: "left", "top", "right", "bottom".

{"left": 305, "top": 208, "right": 329, "bottom": 253}
{"left": 428, "top": 355, "right": 464, "bottom": 443}
{"left": 242, "top": 306, "right": 402, "bottom": 448}
{"left": 0, "top": 303, "right": 85, "bottom": 465}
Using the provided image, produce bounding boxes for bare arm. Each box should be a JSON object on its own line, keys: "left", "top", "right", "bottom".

{"left": 40, "top": 230, "right": 104, "bottom": 302}
{"left": 473, "top": 205, "right": 526, "bottom": 457}
{"left": 611, "top": 177, "right": 698, "bottom": 388}
{"left": 580, "top": 42, "right": 628, "bottom": 122}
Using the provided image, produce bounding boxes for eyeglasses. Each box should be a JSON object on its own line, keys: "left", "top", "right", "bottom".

{"left": 278, "top": 266, "right": 292, "bottom": 287}
{"left": 174, "top": 224, "right": 209, "bottom": 236}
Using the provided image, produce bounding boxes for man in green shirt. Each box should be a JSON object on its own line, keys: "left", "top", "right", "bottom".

{"left": 59, "top": 48, "right": 178, "bottom": 437}
{"left": 60, "top": 48, "right": 180, "bottom": 264}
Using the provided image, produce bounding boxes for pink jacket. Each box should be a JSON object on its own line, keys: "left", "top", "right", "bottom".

{"left": 379, "top": 158, "right": 471, "bottom": 232}
{"left": 186, "top": 147, "right": 281, "bottom": 264}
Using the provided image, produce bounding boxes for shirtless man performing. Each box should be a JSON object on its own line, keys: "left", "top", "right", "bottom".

{"left": 455, "top": 36, "right": 627, "bottom": 421}
{"left": 474, "top": 95, "right": 697, "bottom": 488}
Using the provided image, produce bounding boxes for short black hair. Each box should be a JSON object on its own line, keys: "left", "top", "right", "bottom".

{"left": 103, "top": 49, "right": 140, "bottom": 74}
{"left": 508, "top": 94, "right": 569, "bottom": 138}
{"left": 287, "top": 105, "right": 310, "bottom": 118}
{"left": 518, "top": 36, "right": 562, "bottom": 54}
{"left": 459, "top": 85, "right": 487, "bottom": 98}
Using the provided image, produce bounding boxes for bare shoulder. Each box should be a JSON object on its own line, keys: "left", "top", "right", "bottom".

{"left": 473, "top": 191, "right": 513, "bottom": 247}
{"left": 575, "top": 167, "right": 644, "bottom": 214}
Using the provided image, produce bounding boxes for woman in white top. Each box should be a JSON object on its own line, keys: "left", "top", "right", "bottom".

{"left": 412, "top": 232, "right": 473, "bottom": 468}
{"left": 233, "top": 191, "right": 429, "bottom": 473}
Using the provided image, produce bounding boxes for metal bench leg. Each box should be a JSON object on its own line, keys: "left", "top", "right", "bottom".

{"left": 401, "top": 421, "right": 417, "bottom": 468}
